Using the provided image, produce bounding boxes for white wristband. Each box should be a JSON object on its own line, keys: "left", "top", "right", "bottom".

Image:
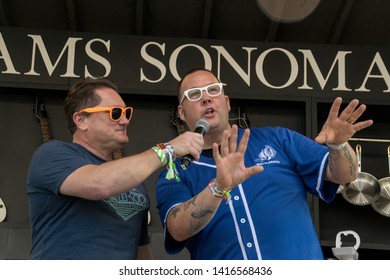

{"left": 326, "top": 142, "right": 347, "bottom": 150}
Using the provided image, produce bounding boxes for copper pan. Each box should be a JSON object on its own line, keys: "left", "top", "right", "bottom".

{"left": 372, "top": 146, "right": 390, "bottom": 217}
{"left": 342, "top": 144, "right": 381, "bottom": 206}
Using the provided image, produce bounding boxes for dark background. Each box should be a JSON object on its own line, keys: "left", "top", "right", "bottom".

{"left": 1, "top": 0, "right": 390, "bottom": 260}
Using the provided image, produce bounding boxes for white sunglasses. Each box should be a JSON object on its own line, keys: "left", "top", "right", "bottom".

{"left": 180, "top": 83, "right": 226, "bottom": 104}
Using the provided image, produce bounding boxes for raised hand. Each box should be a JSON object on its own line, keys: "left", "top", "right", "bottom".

{"left": 213, "top": 125, "right": 263, "bottom": 191}
{"left": 315, "top": 97, "right": 373, "bottom": 145}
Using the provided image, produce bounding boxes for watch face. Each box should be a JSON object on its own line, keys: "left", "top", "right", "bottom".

{"left": 0, "top": 198, "right": 6, "bottom": 222}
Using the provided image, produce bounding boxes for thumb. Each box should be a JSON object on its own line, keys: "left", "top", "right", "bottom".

{"left": 247, "top": 165, "right": 264, "bottom": 178}
{"left": 315, "top": 131, "right": 326, "bottom": 144}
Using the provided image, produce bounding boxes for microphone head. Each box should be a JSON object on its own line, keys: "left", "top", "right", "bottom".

{"left": 195, "top": 119, "right": 210, "bottom": 134}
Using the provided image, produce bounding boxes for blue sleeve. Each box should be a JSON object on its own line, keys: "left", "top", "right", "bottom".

{"left": 277, "top": 127, "right": 338, "bottom": 202}
{"left": 27, "top": 140, "right": 93, "bottom": 195}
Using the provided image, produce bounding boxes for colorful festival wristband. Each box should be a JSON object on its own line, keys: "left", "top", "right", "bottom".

{"left": 208, "top": 179, "right": 231, "bottom": 201}
{"left": 152, "top": 143, "right": 180, "bottom": 181}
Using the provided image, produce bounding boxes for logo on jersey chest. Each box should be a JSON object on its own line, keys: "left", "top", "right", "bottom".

{"left": 254, "top": 145, "right": 280, "bottom": 165}
{"left": 104, "top": 189, "right": 148, "bottom": 221}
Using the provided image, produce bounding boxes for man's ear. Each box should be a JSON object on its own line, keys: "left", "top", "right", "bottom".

{"left": 178, "top": 105, "right": 186, "bottom": 122}
{"left": 73, "top": 112, "right": 88, "bottom": 131}
{"left": 225, "top": 95, "right": 231, "bottom": 112}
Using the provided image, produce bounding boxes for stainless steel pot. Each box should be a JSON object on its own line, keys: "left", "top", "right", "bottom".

{"left": 342, "top": 144, "right": 381, "bottom": 206}
{"left": 372, "top": 146, "right": 390, "bottom": 217}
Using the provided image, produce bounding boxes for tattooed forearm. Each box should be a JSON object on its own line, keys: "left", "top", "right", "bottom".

{"left": 183, "top": 195, "right": 198, "bottom": 211}
{"left": 191, "top": 205, "right": 216, "bottom": 219}
{"left": 169, "top": 194, "right": 219, "bottom": 235}
{"left": 328, "top": 148, "right": 340, "bottom": 173}
{"left": 170, "top": 206, "right": 180, "bottom": 219}
{"left": 328, "top": 145, "right": 357, "bottom": 176}
{"left": 190, "top": 203, "right": 217, "bottom": 233}
{"left": 343, "top": 147, "right": 357, "bottom": 176}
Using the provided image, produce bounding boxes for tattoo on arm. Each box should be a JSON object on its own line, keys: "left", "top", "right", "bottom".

{"left": 190, "top": 203, "right": 216, "bottom": 233}
{"left": 328, "top": 146, "right": 356, "bottom": 176}
{"left": 343, "top": 148, "right": 357, "bottom": 176}
{"left": 169, "top": 195, "right": 218, "bottom": 234}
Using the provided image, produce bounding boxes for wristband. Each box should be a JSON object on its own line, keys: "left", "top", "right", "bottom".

{"left": 326, "top": 142, "right": 347, "bottom": 150}
{"left": 208, "top": 179, "right": 231, "bottom": 201}
{"left": 152, "top": 143, "right": 180, "bottom": 181}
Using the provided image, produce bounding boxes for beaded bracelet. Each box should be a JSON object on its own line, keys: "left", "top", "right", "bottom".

{"left": 208, "top": 179, "right": 231, "bottom": 202}
{"left": 152, "top": 143, "right": 179, "bottom": 181}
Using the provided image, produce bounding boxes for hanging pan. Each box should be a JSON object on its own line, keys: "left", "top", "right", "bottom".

{"left": 372, "top": 146, "right": 390, "bottom": 217}
{"left": 342, "top": 144, "right": 380, "bottom": 206}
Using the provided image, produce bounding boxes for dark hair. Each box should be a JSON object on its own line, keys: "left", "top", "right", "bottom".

{"left": 177, "top": 68, "right": 220, "bottom": 102}
{"left": 64, "top": 78, "right": 118, "bottom": 134}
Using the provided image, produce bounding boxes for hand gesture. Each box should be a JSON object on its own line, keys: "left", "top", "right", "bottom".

{"left": 213, "top": 125, "right": 263, "bottom": 191}
{"left": 315, "top": 97, "right": 373, "bottom": 145}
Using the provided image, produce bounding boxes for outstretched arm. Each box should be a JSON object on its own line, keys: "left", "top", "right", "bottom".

{"left": 60, "top": 131, "right": 204, "bottom": 200}
{"left": 315, "top": 97, "right": 373, "bottom": 184}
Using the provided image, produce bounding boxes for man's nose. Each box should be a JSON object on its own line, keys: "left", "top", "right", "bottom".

{"left": 201, "top": 90, "right": 212, "bottom": 104}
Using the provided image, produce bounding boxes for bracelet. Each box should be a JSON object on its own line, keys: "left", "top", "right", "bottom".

{"left": 164, "top": 143, "right": 176, "bottom": 161}
{"left": 152, "top": 144, "right": 168, "bottom": 166}
{"left": 152, "top": 143, "right": 180, "bottom": 181}
{"left": 326, "top": 142, "right": 348, "bottom": 150}
{"left": 208, "top": 179, "right": 231, "bottom": 201}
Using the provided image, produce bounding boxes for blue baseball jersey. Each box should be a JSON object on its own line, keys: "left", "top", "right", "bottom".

{"left": 27, "top": 140, "right": 150, "bottom": 259}
{"left": 156, "top": 127, "right": 338, "bottom": 260}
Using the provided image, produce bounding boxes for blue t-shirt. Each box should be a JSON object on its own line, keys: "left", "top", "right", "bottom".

{"left": 27, "top": 140, "right": 150, "bottom": 259}
{"left": 156, "top": 127, "right": 338, "bottom": 260}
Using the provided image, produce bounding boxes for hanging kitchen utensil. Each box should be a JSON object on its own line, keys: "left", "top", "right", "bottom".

{"left": 342, "top": 144, "right": 380, "bottom": 206}
{"left": 0, "top": 197, "right": 6, "bottom": 222}
{"left": 331, "top": 230, "right": 360, "bottom": 260}
{"left": 371, "top": 146, "right": 390, "bottom": 217}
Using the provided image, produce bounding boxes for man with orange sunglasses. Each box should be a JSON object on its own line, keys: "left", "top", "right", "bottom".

{"left": 27, "top": 78, "right": 204, "bottom": 259}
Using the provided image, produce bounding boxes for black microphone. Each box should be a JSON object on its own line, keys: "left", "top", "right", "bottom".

{"left": 180, "top": 119, "right": 210, "bottom": 170}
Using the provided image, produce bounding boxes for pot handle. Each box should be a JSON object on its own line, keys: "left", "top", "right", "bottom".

{"left": 387, "top": 146, "right": 390, "bottom": 176}
{"left": 356, "top": 144, "right": 362, "bottom": 173}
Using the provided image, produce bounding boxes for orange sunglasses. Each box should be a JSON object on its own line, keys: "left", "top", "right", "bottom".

{"left": 79, "top": 106, "right": 133, "bottom": 122}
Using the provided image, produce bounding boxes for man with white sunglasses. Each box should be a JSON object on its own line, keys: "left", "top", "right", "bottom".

{"left": 27, "top": 77, "right": 204, "bottom": 259}
{"left": 155, "top": 67, "right": 374, "bottom": 260}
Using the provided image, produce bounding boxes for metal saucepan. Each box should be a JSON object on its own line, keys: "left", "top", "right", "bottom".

{"left": 372, "top": 146, "right": 390, "bottom": 217}
{"left": 342, "top": 144, "right": 381, "bottom": 206}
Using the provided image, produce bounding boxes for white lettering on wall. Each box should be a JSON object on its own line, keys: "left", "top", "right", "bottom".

{"left": 0, "top": 33, "right": 20, "bottom": 74}
{"left": 169, "top": 44, "right": 212, "bottom": 81}
{"left": 356, "top": 52, "right": 390, "bottom": 92}
{"left": 25, "top": 35, "right": 82, "bottom": 77}
{"left": 0, "top": 30, "right": 390, "bottom": 95}
{"left": 255, "top": 48, "right": 298, "bottom": 89}
{"left": 140, "top": 42, "right": 166, "bottom": 83}
{"left": 299, "top": 50, "right": 352, "bottom": 91}
{"left": 211, "top": 46, "right": 256, "bottom": 86}
{"left": 84, "top": 38, "right": 111, "bottom": 78}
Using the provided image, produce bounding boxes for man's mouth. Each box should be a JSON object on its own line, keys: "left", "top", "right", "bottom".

{"left": 203, "top": 108, "right": 215, "bottom": 117}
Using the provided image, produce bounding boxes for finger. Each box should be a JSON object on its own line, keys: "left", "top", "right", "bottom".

{"left": 353, "top": 119, "right": 374, "bottom": 132}
{"left": 246, "top": 165, "right": 264, "bottom": 178}
{"left": 347, "top": 104, "right": 367, "bottom": 123}
{"left": 340, "top": 99, "right": 360, "bottom": 121}
{"left": 229, "top": 125, "right": 238, "bottom": 153}
{"left": 314, "top": 131, "right": 326, "bottom": 144}
{"left": 326, "top": 97, "right": 343, "bottom": 121}
{"left": 220, "top": 130, "right": 230, "bottom": 157}
{"left": 212, "top": 142, "right": 221, "bottom": 163}
{"left": 237, "top": 128, "right": 250, "bottom": 154}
